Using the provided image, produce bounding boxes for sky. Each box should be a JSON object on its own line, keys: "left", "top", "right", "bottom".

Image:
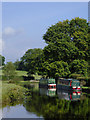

{"left": 2, "top": 2, "right": 88, "bottom": 63}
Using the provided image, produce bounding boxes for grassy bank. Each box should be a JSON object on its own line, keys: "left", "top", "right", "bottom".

{"left": 15, "top": 70, "right": 28, "bottom": 77}
{"left": 2, "top": 81, "right": 27, "bottom": 106}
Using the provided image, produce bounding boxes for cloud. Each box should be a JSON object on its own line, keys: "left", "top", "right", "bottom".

{"left": 3, "top": 27, "right": 16, "bottom": 36}
{"left": 3, "top": 27, "right": 24, "bottom": 39}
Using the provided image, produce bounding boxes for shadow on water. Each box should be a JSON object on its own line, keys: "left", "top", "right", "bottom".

{"left": 2, "top": 83, "right": 90, "bottom": 120}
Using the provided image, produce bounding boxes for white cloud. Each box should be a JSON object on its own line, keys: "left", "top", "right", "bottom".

{"left": 3, "top": 27, "right": 24, "bottom": 39}
{"left": 3, "top": 27, "right": 16, "bottom": 36}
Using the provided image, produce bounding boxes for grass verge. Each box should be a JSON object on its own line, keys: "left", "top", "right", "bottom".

{"left": 15, "top": 70, "right": 28, "bottom": 76}
{"left": 2, "top": 81, "right": 27, "bottom": 106}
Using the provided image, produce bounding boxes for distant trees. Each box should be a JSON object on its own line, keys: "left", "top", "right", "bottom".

{"left": 15, "top": 48, "right": 44, "bottom": 76}
{"left": 0, "top": 55, "right": 5, "bottom": 66}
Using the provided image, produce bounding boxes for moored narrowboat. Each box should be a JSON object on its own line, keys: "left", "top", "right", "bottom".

{"left": 39, "top": 78, "right": 56, "bottom": 89}
{"left": 57, "top": 78, "right": 81, "bottom": 91}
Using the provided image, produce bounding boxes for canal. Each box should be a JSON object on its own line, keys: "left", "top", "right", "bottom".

{"left": 2, "top": 83, "right": 90, "bottom": 120}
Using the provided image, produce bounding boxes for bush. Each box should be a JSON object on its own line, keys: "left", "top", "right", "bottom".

{"left": 3, "top": 62, "right": 17, "bottom": 80}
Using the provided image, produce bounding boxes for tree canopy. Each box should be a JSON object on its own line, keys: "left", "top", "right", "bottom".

{"left": 43, "top": 17, "right": 89, "bottom": 78}
{"left": 19, "top": 48, "right": 43, "bottom": 76}
{"left": 43, "top": 17, "right": 88, "bottom": 62}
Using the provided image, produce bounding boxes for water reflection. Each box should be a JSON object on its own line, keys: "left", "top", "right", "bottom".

{"left": 39, "top": 87, "right": 82, "bottom": 101}
{"left": 2, "top": 83, "right": 90, "bottom": 120}
{"left": 39, "top": 88, "right": 56, "bottom": 97}
{"left": 24, "top": 86, "right": 89, "bottom": 120}
{"left": 57, "top": 90, "right": 81, "bottom": 101}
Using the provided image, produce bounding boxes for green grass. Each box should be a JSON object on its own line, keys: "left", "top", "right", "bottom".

{"left": 15, "top": 70, "right": 28, "bottom": 76}
{"left": 1, "top": 81, "right": 27, "bottom": 106}
{"left": 1, "top": 69, "right": 42, "bottom": 80}
{"left": 0, "top": 70, "right": 28, "bottom": 77}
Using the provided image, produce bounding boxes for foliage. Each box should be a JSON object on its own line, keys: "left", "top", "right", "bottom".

{"left": 42, "top": 61, "right": 70, "bottom": 78}
{"left": 0, "top": 55, "right": 5, "bottom": 66}
{"left": 20, "top": 48, "right": 43, "bottom": 75}
{"left": 3, "top": 62, "right": 17, "bottom": 80}
{"left": 43, "top": 17, "right": 89, "bottom": 77}
{"left": 70, "top": 60, "right": 88, "bottom": 76}
{"left": 13, "top": 17, "right": 89, "bottom": 80}
{"left": 14, "top": 59, "right": 21, "bottom": 70}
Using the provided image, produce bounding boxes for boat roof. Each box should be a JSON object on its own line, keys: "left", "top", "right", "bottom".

{"left": 59, "top": 78, "right": 79, "bottom": 81}
{"left": 40, "top": 78, "right": 55, "bottom": 80}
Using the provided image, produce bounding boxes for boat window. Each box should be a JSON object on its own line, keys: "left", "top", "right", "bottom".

{"left": 72, "top": 81, "right": 80, "bottom": 86}
{"left": 48, "top": 79, "right": 55, "bottom": 84}
{"left": 58, "top": 80, "right": 69, "bottom": 85}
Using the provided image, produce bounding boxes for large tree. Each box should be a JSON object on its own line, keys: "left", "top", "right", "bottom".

{"left": 43, "top": 17, "right": 89, "bottom": 77}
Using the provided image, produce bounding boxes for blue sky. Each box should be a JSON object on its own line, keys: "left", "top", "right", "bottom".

{"left": 2, "top": 2, "right": 88, "bottom": 63}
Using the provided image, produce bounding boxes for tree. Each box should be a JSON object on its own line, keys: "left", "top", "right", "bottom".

{"left": 3, "top": 62, "right": 16, "bottom": 80}
{"left": 0, "top": 55, "right": 5, "bottom": 66}
{"left": 43, "top": 18, "right": 88, "bottom": 61}
{"left": 13, "top": 59, "right": 25, "bottom": 70}
{"left": 21, "top": 48, "right": 43, "bottom": 76}
{"left": 43, "top": 17, "right": 89, "bottom": 77}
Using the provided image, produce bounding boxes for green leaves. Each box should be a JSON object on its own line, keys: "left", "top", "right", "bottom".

{"left": 70, "top": 60, "right": 88, "bottom": 76}
{"left": 43, "top": 61, "right": 70, "bottom": 78}
{"left": 20, "top": 48, "right": 43, "bottom": 75}
{"left": 43, "top": 17, "right": 89, "bottom": 77}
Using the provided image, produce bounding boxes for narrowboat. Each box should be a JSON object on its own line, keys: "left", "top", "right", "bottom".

{"left": 57, "top": 78, "right": 81, "bottom": 91}
{"left": 39, "top": 78, "right": 56, "bottom": 89}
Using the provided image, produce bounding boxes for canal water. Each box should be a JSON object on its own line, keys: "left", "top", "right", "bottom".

{"left": 2, "top": 83, "right": 90, "bottom": 120}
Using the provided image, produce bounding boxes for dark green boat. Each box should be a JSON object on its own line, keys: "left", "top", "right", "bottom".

{"left": 57, "top": 78, "right": 81, "bottom": 91}
{"left": 39, "top": 78, "right": 56, "bottom": 89}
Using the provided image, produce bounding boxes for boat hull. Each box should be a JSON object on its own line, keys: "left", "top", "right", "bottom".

{"left": 57, "top": 84, "right": 82, "bottom": 91}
